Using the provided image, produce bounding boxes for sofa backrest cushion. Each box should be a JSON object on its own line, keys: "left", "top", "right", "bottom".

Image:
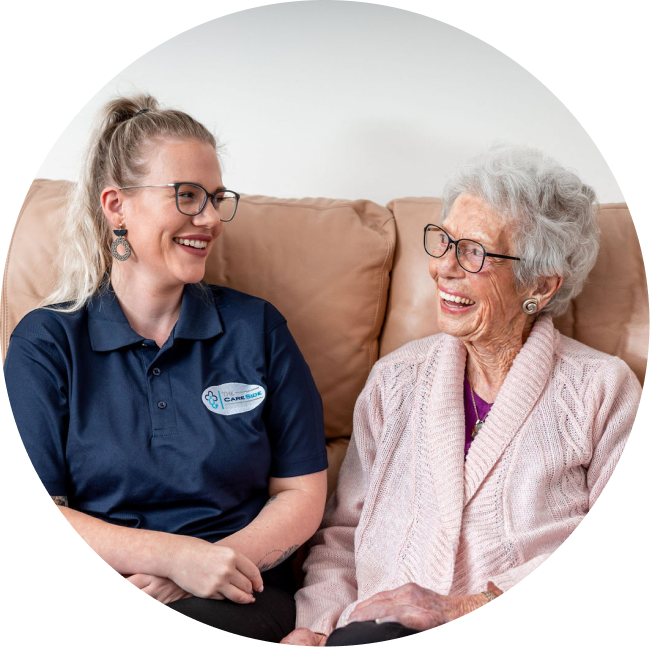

{"left": 380, "top": 198, "right": 648, "bottom": 386}
{"left": 203, "top": 194, "right": 395, "bottom": 443}
{"left": 2, "top": 179, "right": 72, "bottom": 357}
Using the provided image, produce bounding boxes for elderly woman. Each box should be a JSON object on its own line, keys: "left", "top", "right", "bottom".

{"left": 4, "top": 95, "right": 328, "bottom": 641}
{"left": 283, "top": 146, "right": 641, "bottom": 646}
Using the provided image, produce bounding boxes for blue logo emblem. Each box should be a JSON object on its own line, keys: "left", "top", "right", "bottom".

{"left": 204, "top": 390, "right": 220, "bottom": 410}
{"left": 202, "top": 383, "right": 266, "bottom": 416}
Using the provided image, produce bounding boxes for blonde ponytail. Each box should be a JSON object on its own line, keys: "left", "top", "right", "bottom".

{"left": 42, "top": 94, "right": 217, "bottom": 312}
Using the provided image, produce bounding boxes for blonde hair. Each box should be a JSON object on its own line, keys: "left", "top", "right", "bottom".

{"left": 42, "top": 94, "right": 217, "bottom": 312}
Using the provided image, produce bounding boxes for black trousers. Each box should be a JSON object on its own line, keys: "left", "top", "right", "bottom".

{"left": 167, "top": 562, "right": 296, "bottom": 642}
{"left": 326, "top": 621, "right": 420, "bottom": 645}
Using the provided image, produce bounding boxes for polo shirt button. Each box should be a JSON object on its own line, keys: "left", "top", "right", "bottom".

{"left": 141, "top": 342, "right": 148, "bottom": 347}
{"left": 152, "top": 368, "right": 162, "bottom": 376}
{"left": 157, "top": 401, "right": 167, "bottom": 409}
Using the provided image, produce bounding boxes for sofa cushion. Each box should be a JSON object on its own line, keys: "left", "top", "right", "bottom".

{"left": 380, "top": 198, "right": 648, "bottom": 386}
{"left": 379, "top": 198, "right": 442, "bottom": 358}
{"left": 1, "top": 179, "right": 72, "bottom": 358}
{"left": 553, "top": 203, "right": 648, "bottom": 385}
{"left": 2, "top": 182, "right": 396, "bottom": 489}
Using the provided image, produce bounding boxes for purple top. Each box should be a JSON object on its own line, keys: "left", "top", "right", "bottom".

{"left": 463, "top": 373, "right": 493, "bottom": 457}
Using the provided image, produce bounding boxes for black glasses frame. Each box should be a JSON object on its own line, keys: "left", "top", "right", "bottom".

{"left": 423, "top": 223, "right": 521, "bottom": 273}
{"left": 119, "top": 182, "right": 240, "bottom": 221}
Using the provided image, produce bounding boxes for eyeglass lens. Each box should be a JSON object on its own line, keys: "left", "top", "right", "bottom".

{"left": 176, "top": 184, "right": 237, "bottom": 220}
{"left": 425, "top": 225, "right": 485, "bottom": 272}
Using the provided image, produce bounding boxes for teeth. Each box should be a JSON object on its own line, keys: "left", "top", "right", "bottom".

{"left": 173, "top": 238, "right": 208, "bottom": 249}
{"left": 439, "top": 290, "right": 475, "bottom": 306}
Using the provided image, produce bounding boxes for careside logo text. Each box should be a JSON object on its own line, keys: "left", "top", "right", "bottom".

{"left": 202, "top": 382, "right": 266, "bottom": 416}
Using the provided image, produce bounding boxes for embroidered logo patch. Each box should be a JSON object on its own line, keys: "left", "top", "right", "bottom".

{"left": 202, "top": 383, "right": 266, "bottom": 416}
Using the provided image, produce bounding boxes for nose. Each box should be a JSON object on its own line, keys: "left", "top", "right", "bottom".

{"left": 192, "top": 200, "right": 223, "bottom": 235}
{"left": 432, "top": 244, "right": 465, "bottom": 279}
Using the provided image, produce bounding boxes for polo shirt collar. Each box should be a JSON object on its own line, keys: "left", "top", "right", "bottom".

{"left": 88, "top": 283, "right": 223, "bottom": 352}
{"left": 174, "top": 283, "right": 223, "bottom": 341}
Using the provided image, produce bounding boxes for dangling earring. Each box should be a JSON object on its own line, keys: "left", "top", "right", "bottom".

{"left": 522, "top": 298, "right": 539, "bottom": 314}
{"left": 111, "top": 223, "right": 131, "bottom": 261}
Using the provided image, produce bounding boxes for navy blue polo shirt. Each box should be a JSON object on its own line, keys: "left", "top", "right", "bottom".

{"left": 5, "top": 283, "right": 327, "bottom": 542}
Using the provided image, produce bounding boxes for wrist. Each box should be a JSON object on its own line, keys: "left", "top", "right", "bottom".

{"left": 160, "top": 533, "right": 198, "bottom": 579}
{"left": 453, "top": 593, "right": 491, "bottom": 619}
{"left": 455, "top": 586, "right": 503, "bottom": 618}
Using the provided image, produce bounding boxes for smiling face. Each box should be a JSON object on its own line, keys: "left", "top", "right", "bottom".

{"left": 108, "top": 138, "right": 225, "bottom": 290}
{"left": 429, "top": 193, "right": 529, "bottom": 348}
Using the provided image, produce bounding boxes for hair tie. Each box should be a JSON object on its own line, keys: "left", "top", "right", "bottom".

{"left": 135, "top": 108, "right": 151, "bottom": 116}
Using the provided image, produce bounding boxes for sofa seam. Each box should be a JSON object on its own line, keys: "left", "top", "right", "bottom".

{"left": 344, "top": 202, "right": 396, "bottom": 376}
{"left": 367, "top": 220, "right": 395, "bottom": 375}
{"left": 240, "top": 196, "right": 377, "bottom": 212}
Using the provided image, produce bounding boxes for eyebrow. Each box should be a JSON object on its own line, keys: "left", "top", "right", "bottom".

{"left": 171, "top": 181, "right": 228, "bottom": 192}
{"left": 445, "top": 228, "right": 498, "bottom": 249}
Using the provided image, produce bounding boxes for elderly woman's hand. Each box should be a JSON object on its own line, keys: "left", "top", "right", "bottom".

{"left": 348, "top": 582, "right": 502, "bottom": 630}
{"left": 280, "top": 628, "right": 328, "bottom": 645}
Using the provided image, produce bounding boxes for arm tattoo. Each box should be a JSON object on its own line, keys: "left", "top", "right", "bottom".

{"left": 51, "top": 495, "right": 68, "bottom": 507}
{"left": 263, "top": 495, "right": 278, "bottom": 509}
{"left": 256, "top": 544, "right": 299, "bottom": 572}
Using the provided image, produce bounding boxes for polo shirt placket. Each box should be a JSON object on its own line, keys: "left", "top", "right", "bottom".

{"left": 141, "top": 341, "right": 177, "bottom": 437}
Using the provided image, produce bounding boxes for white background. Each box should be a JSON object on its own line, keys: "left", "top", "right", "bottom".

{"left": 36, "top": 1, "right": 624, "bottom": 204}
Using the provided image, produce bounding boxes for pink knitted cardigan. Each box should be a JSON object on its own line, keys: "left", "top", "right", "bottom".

{"left": 295, "top": 315, "right": 641, "bottom": 634}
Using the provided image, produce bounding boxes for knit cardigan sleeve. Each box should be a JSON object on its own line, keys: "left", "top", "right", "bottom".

{"left": 489, "top": 553, "right": 552, "bottom": 592}
{"left": 491, "top": 355, "right": 641, "bottom": 593}
{"left": 294, "top": 368, "right": 383, "bottom": 635}
{"left": 586, "top": 356, "right": 641, "bottom": 506}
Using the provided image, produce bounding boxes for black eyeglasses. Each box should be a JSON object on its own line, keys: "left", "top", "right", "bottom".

{"left": 119, "top": 182, "right": 240, "bottom": 221}
{"left": 423, "top": 224, "right": 521, "bottom": 273}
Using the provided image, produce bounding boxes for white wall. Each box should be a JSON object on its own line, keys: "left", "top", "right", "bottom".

{"left": 37, "top": 1, "right": 624, "bottom": 204}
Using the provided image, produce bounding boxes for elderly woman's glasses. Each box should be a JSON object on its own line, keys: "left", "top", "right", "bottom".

{"left": 423, "top": 224, "right": 521, "bottom": 273}
{"left": 119, "top": 183, "right": 240, "bottom": 221}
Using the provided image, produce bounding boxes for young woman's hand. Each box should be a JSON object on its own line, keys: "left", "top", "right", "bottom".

{"left": 167, "top": 537, "right": 264, "bottom": 603}
{"left": 127, "top": 573, "right": 192, "bottom": 605}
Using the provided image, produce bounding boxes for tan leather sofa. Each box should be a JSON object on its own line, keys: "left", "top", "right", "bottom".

{"left": 3, "top": 180, "right": 648, "bottom": 498}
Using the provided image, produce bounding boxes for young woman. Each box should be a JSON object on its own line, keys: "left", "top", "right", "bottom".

{"left": 5, "top": 95, "right": 328, "bottom": 641}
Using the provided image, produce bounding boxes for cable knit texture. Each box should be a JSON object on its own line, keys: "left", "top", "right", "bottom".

{"left": 295, "top": 315, "right": 641, "bottom": 634}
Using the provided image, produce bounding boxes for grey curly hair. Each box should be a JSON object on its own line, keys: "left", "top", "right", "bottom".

{"left": 441, "top": 145, "right": 600, "bottom": 317}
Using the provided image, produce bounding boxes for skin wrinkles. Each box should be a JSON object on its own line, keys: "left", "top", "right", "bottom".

{"left": 430, "top": 193, "right": 562, "bottom": 402}
{"left": 346, "top": 582, "right": 503, "bottom": 630}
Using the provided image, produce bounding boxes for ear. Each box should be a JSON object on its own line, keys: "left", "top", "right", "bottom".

{"left": 532, "top": 275, "right": 563, "bottom": 310}
{"left": 100, "top": 186, "right": 124, "bottom": 229}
